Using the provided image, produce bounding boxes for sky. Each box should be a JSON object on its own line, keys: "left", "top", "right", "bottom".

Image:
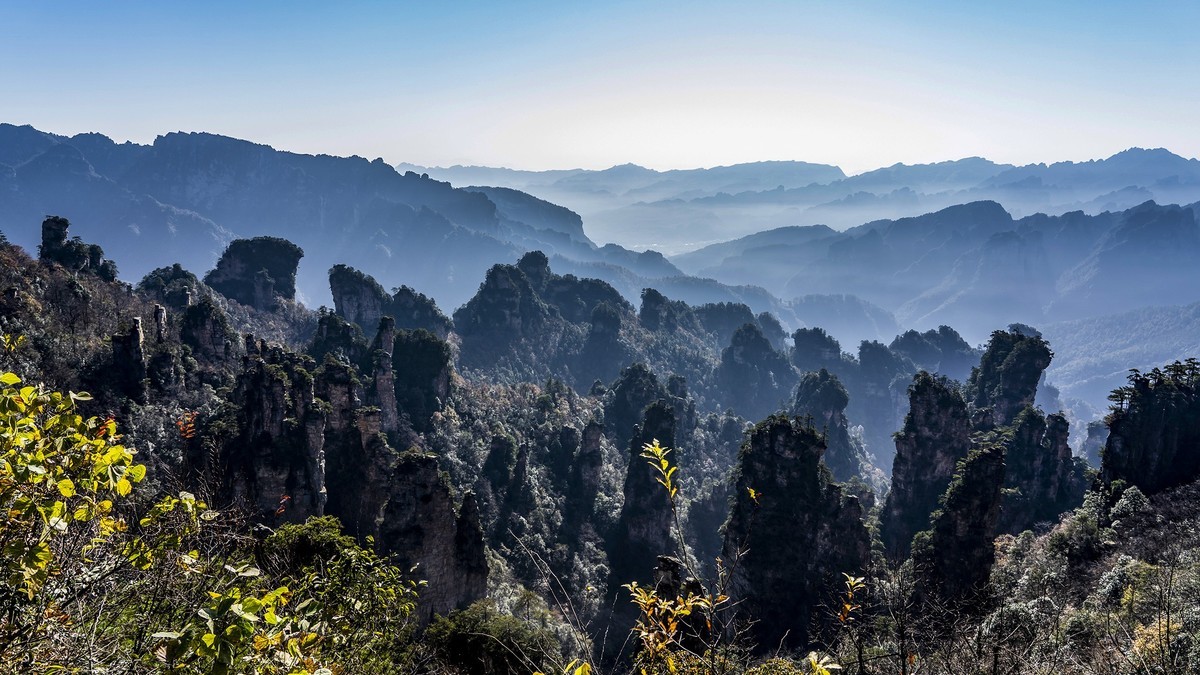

{"left": 2, "top": 1, "right": 1198, "bottom": 175}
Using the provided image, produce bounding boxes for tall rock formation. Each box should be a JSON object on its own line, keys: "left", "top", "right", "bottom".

{"left": 604, "top": 363, "right": 669, "bottom": 452}
{"left": 722, "top": 415, "right": 870, "bottom": 652}
{"left": 220, "top": 346, "right": 326, "bottom": 523}
{"left": 880, "top": 372, "right": 973, "bottom": 560}
{"left": 610, "top": 401, "right": 678, "bottom": 587}
{"left": 996, "top": 408, "right": 1085, "bottom": 534}
{"left": 111, "top": 317, "right": 148, "bottom": 402}
{"left": 911, "top": 445, "right": 1006, "bottom": 607}
{"left": 790, "top": 368, "right": 868, "bottom": 482}
{"left": 967, "top": 329, "right": 1053, "bottom": 426}
{"left": 1102, "top": 360, "right": 1200, "bottom": 495}
{"left": 204, "top": 237, "right": 304, "bottom": 310}
{"left": 377, "top": 452, "right": 488, "bottom": 622}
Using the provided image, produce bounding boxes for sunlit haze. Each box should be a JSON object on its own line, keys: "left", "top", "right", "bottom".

{"left": 3, "top": 1, "right": 1198, "bottom": 173}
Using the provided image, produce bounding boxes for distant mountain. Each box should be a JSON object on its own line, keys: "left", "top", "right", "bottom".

{"left": 675, "top": 199, "right": 1200, "bottom": 345}
{"left": 0, "top": 124, "right": 806, "bottom": 316}
{"left": 416, "top": 150, "right": 1200, "bottom": 255}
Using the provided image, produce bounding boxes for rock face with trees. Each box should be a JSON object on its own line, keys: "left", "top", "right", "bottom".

{"left": 881, "top": 372, "right": 974, "bottom": 559}
{"left": 1102, "top": 359, "right": 1200, "bottom": 494}
{"left": 7, "top": 213, "right": 1200, "bottom": 673}
{"left": 722, "top": 415, "right": 870, "bottom": 651}
{"left": 204, "top": 236, "right": 304, "bottom": 311}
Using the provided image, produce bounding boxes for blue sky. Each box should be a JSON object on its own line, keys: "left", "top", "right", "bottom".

{"left": 2, "top": 1, "right": 1197, "bottom": 174}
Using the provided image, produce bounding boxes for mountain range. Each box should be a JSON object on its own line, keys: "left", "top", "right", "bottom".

{"left": 3, "top": 123, "right": 1199, "bottom": 419}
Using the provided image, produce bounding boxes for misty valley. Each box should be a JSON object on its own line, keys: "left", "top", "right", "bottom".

{"left": 1, "top": 124, "right": 1199, "bottom": 674}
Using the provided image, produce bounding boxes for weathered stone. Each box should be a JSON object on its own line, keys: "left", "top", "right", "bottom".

{"left": 722, "top": 415, "right": 870, "bottom": 651}
{"left": 204, "top": 237, "right": 303, "bottom": 310}
{"left": 880, "top": 372, "right": 973, "bottom": 560}
{"left": 912, "top": 445, "right": 1006, "bottom": 607}
{"left": 377, "top": 452, "right": 488, "bottom": 622}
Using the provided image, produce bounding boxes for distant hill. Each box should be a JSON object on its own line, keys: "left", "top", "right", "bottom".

{"left": 0, "top": 124, "right": 783, "bottom": 312}
{"left": 417, "top": 149, "right": 1200, "bottom": 254}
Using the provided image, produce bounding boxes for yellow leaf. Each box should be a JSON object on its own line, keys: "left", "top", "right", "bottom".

{"left": 57, "top": 479, "right": 76, "bottom": 497}
{"left": 115, "top": 478, "right": 132, "bottom": 497}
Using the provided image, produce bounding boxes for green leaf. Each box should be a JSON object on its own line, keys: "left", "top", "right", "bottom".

{"left": 0, "top": 372, "right": 19, "bottom": 386}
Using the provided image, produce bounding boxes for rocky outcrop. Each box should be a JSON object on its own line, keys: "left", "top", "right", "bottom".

{"left": 638, "top": 288, "right": 700, "bottom": 333}
{"left": 715, "top": 323, "right": 796, "bottom": 421}
{"left": 610, "top": 401, "right": 677, "bottom": 587}
{"left": 389, "top": 285, "right": 453, "bottom": 339}
{"left": 967, "top": 329, "right": 1053, "bottom": 426}
{"left": 377, "top": 452, "right": 488, "bottom": 622}
{"left": 790, "top": 327, "right": 846, "bottom": 374}
{"left": 911, "top": 445, "right": 1006, "bottom": 607}
{"left": 180, "top": 298, "right": 237, "bottom": 366}
{"left": 452, "top": 261, "right": 555, "bottom": 364}
{"left": 368, "top": 318, "right": 401, "bottom": 434}
{"left": 38, "top": 215, "right": 118, "bottom": 281}
{"left": 567, "top": 420, "right": 605, "bottom": 523}
{"left": 204, "top": 237, "right": 304, "bottom": 310}
{"left": 329, "top": 264, "right": 453, "bottom": 338}
{"left": 138, "top": 264, "right": 203, "bottom": 310}
{"left": 880, "top": 372, "right": 973, "bottom": 560}
{"left": 221, "top": 347, "right": 326, "bottom": 523}
{"left": 889, "top": 325, "right": 980, "bottom": 383}
{"left": 329, "top": 264, "right": 388, "bottom": 332}
{"left": 1102, "top": 361, "right": 1200, "bottom": 495}
{"left": 576, "top": 301, "right": 630, "bottom": 388}
{"left": 1082, "top": 419, "right": 1108, "bottom": 468}
{"left": 848, "top": 340, "right": 915, "bottom": 469}
{"left": 391, "top": 328, "right": 453, "bottom": 432}
{"left": 604, "top": 363, "right": 669, "bottom": 451}
{"left": 791, "top": 368, "right": 867, "bottom": 482}
{"left": 997, "top": 408, "right": 1085, "bottom": 534}
{"left": 111, "top": 317, "right": 147, "bottom": 401}
{"left": 722, "top": 415, "right": 870, "bottom": 651}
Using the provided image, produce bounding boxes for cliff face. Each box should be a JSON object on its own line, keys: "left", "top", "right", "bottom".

{"left": 790, "top": 368, "right": 867, "bottom": 482}
{"left": 204, "top": 237, "right": 304, "bottom": 310}
{"left": 1102, "top": 361, "right": 1200, "bottom": 494}
{"left": 997, "top": 408, "right": 1085, "bottom": 534}
{"left": 378, "top": 452, "right": 488, "bottom": 622}
{"left": 722, "top": 415, "right": 870, "bottom": 651}
{"left": 610, "top": 401, "right": 678, "bottom": 587}
{"left": 967, "top": 329, "right": 1053, "bottom": 426}
{"left": 221, "top": 346, "right": 327, "bottom": 523}
{"left": 880, "top": 372, "right": 973, "bottom": 559}
{"left": 911, "top": 445, "right": 1006, "bottom": 607}
{"left": 329, "top": 264, "right": 453, "bottom": 338}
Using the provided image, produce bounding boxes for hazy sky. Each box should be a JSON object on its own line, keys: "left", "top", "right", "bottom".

{"left": 3, "top": 1, "right": 1197, "bottom": 174}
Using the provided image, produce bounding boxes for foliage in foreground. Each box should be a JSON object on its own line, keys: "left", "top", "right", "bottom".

{"left": 0, "top": 369, "right": 422, "bottom": 674}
